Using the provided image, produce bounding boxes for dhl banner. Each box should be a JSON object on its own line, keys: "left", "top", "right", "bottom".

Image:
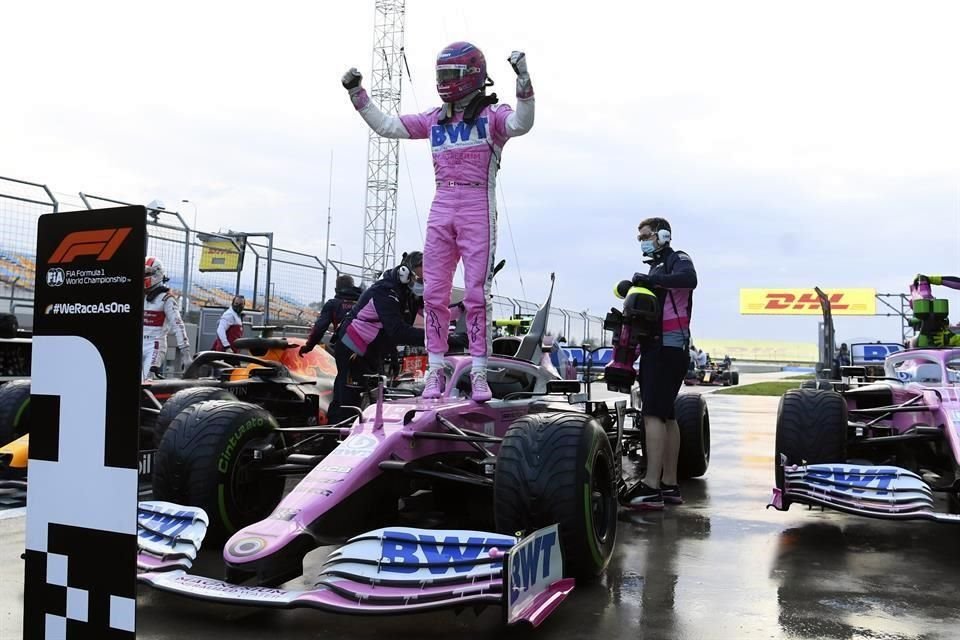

{"left": 198, "top": 234, "right": 245, "bottom": 272}
{"left": 739, "top": 288, "right": 876, "bottom": 316}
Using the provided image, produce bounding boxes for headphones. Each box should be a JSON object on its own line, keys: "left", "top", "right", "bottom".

{"left": 656, "top": 228, "right": 671, "bottom": 246}
{"left": 396, "top": 251, "right": 423, "bottom": 284}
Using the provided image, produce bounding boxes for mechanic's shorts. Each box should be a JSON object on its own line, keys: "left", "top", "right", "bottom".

{"left": 638, "top": 344, "right": 690, "bottom": 420}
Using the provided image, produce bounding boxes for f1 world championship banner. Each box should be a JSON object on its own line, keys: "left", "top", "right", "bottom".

{"left": 24, "top": 207, "right": 146, "bottom": 639}
{"left": 739, "top": 288, "right": 877, "bottom": 316}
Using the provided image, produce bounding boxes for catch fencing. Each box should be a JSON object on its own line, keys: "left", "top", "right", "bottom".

{"left": 0, "top": 177, "right": 57, "bottom": 319}
{"left": 0, "top": 175, "right": 607, "bottom": 345}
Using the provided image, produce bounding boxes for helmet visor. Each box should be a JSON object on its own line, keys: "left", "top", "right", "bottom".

{"left": 436, "top": 65, "right": 467, "bottom": 83}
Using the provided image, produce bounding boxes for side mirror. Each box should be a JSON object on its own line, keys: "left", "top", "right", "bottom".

{"left": 547, "top": 380, "right": 582, "bottom": 394}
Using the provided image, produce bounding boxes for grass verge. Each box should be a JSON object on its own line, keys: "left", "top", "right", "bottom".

{"left": 715, "top": 381, "right": 800, "bottom": 396}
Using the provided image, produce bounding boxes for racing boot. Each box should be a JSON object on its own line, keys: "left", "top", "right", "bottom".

{"left": 423, "top": 367, "right": 445, "bottom": 399}
{"left": 470, "top": 368, "right": 493, "bottom": 403}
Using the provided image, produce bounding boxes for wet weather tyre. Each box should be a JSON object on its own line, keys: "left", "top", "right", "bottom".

{"left": 155, "top": 386, "right": 237, "bottom": 442}
{"left": 774, "top": 389, "right": 847, "bottom": 489}
{"left": 153, "top": 400, "right": 285, "bottom": 540}
{"left": 676, "top": 394, "right": 710, "bottom": 479}
{"left": 494, "top": 412, "right": 617, "bottom": 582}
{"left": 0, "top": 380, "right": 31, "bottom": 444}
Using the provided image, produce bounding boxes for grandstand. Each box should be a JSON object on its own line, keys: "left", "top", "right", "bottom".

{"left": 0, "top": 249, "right": 36, "bottom": 291}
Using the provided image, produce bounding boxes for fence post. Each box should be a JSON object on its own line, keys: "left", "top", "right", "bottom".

{"left": 41, "top": 184, "right": 59, "bottom": 213}
{"left": 255, "top": 256, "right": 263, "bottom": 311}
{"left": 559, "top": 309, "right": 571, "bottom": 342}
{"left": 180, "top": 216, "right": 191, "bottom": 315}
{"left": 264, "top": 233, "right": 274, "bottom": 323}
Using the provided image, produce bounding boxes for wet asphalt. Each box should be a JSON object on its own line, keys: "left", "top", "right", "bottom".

{"left": 3, "top": 390, "right": 960, "bottom": 639}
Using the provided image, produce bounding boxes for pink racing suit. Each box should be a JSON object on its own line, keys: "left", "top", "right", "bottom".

{"left": 142, "top": 288, "right": 191, "bottom": 380}
{"left": 348, "top": 88, "right": 534, "bottom": 358}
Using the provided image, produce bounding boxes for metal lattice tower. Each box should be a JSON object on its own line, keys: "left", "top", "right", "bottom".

{"left": 361, "top": 0, "right": 406, "bottom": 283}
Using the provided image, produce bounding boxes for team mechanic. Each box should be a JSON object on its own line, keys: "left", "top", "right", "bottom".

{"left": 624, "top": 217, "right": 698, "bottom": 510}
{"left": 299, "top": 274, "right": 363, "bottom": 356}
{"left": 342, "top": 43, "right": 534, "bottom": 402}
{"left": 142, "top": 257, "right": 192, "bottom": 380}
{"left": 211, "top": 295, "right": 246, "bottom": 352}
{"left": 327, "top": 252, "right": 467, "bottom": 424}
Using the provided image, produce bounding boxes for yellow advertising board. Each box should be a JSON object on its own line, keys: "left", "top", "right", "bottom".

{"left": 198, "top": 235, "right": 245, "bottom": 272}
{"left": 695, "top": 339, "right": 818, "bottom": 363}
{"left": 739, "top": 288, "right": 876, "bottom": 316}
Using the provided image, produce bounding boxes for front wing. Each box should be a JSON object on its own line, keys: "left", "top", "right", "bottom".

{"left": 768, "top": 461, "right": 960, "bottom": 524}
{"left": 136, "top": 502, "right": 574, "bottom": 627}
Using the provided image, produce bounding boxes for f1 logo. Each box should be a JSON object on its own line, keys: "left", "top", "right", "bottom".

{"left": 49, "top": 228, "right": 132, "bottom": 264}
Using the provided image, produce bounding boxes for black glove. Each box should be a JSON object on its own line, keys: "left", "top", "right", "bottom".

{"left": 447, "top": 333, "right": 469, "bottom": 351}
{"left": 508, "top": 51, "right": 526, "bottom": 75}
{"left": 299, "top": 344, "right": 314, "bottom": 357}
{"left": 631, "top": 272, "right": 651, "bottom": 287}
{"left": 342, "top": 68, "right": 362, "bottom": 90}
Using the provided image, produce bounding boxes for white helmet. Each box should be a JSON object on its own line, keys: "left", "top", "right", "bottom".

{"left": 144, "top": 256, "right": 167, "bottom": 290}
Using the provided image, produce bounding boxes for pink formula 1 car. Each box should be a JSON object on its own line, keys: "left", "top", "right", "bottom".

{"left": 769, "top": 277, "right": 960, "bottom": 523}
{"left": 135, "top": 275, "right": 675, "bottom": 626}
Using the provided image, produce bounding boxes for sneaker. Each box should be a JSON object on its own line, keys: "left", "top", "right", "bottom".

{"left": 423, "top": 368, "right": 445, "bottom": 399}
{"left": 660, "top": 484, "right": 684, "bottom": 505}
{"left": 470, "top": 369, "right": 493, "bottom": 402}
{"left": 625, "top": 481, "right": 664, "bottom": 510}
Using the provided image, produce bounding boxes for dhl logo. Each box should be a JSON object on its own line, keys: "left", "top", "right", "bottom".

{"left": 739, "top": 288, "right": 876, "bottom": 316}
{"left": 763, "top": 292, "right": 849, "bottom": 311}
{"left": 49, "top": 228, "right": 132, "bottom": 264}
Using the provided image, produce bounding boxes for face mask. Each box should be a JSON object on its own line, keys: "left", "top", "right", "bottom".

{"left": 411, "top": 282, "right": 424, "bottom": 297}
{"left": 640, "top": 239, "right": 657, "bottom": 256}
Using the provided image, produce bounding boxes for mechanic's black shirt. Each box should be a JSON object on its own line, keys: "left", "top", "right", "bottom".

{"left": 305, "top": 286, "right": 362, "bottom": 349}
{"left": 338, "top": 270, "right": 424, "bottom": 361}
{"left": 645, "top": 247, "right": 697, "bottom": 349}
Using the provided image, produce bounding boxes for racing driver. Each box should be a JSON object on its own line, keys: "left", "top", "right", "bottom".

{"left": 342, "top": 42, "right": 535, "bottom": 403}
{"left": 143, "top": 256, "right": 192, "bottom": 380}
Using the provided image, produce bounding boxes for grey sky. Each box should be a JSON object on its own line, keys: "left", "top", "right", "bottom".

{"left": 2, "top": 0, "right": 958, "bottom": 342}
